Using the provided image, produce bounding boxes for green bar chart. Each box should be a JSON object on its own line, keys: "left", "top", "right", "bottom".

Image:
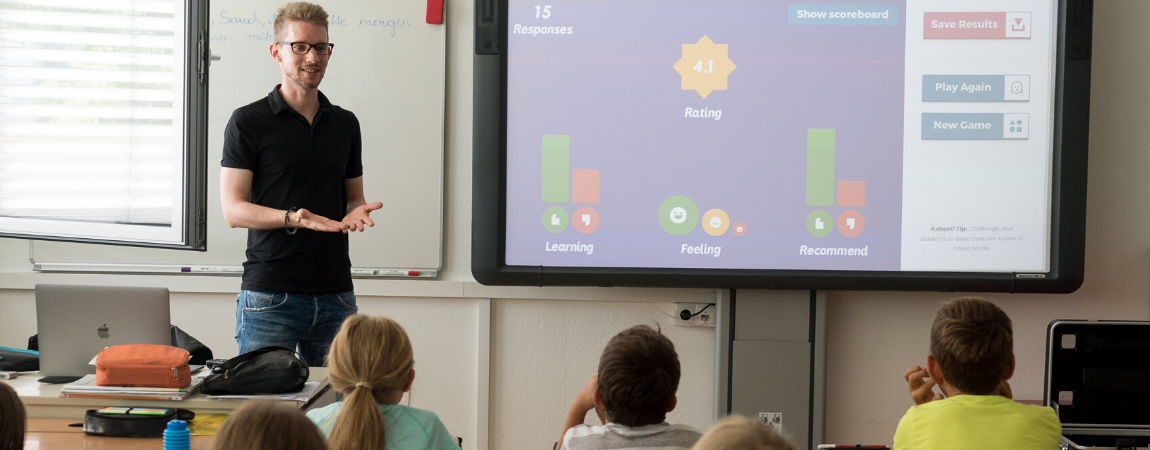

{"left": 542, "top": 134, "right": 570, "bottom": 202}
{"left": 806, "top": 129, "right": 835, "bottom": 206}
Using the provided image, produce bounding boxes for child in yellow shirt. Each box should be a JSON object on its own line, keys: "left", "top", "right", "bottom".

{"left": 895, "top": 297, "right": 1060, "bottom": 450}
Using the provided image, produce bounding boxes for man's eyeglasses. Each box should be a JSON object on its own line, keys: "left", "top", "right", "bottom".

{"left": 276, "top": 41, "right": 335, "bottom": 56}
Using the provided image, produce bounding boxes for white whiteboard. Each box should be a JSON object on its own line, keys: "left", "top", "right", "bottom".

{"left": 33, "top": 0, "right": 445, "bottom": 273}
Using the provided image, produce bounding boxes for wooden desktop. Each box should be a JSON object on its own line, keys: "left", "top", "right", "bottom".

{"left": 5, "top": 368, "right": 335, "bottom": 449}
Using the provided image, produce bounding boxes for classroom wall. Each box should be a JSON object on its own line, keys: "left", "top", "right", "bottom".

{"left": 1, "top": 0, "right": 1147, "bottom": 448}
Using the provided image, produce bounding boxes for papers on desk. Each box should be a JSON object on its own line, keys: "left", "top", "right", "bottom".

{"left": 59, "top": 375, "right": 202, "bottom": 401}
{"left": 204, "top": 381, "right": 320, "bottom": 403}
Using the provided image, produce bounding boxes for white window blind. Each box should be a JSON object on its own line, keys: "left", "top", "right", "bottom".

{"left": 0, "top": 0, "right": 207, "bottom": 248}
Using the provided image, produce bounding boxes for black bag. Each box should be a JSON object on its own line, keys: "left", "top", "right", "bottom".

{"left": 170, "top": 325, "right": 213, "bottom": 365}
{"left": 0, "top": 346, "right": 38, "bottom": 372}
{"left": 201, "top": 346, "right": 309, "bottom": 395}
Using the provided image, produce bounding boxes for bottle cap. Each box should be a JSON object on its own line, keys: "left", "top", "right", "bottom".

{"left": 167, "top": 419, "right": 187, "bottom": 431}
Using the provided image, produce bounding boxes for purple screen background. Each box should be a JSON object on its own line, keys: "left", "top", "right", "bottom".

{"left": 505, "top": 1, "right": 907, "bottom": 270}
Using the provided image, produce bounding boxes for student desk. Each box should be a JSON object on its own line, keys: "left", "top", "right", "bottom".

{"left": 4, "top": 367, "right": 334, "bottom": 418}
{"left": 26, "top": 418, "right": 213, "bottom": 450}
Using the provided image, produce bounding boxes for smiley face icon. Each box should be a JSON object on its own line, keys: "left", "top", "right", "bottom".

{"left": 658, "top": 195, "right": 698, "bottom": 236}
{"left": 702, "top": 209, "right": 730, "bottom": 236}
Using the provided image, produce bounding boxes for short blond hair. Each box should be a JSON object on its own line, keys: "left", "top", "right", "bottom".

{"left": 274, "top": 2, "right": 329, "bottom": 41}
{"left": 208, "top": 400, "right": 325, "bottom": 450}
{"left": 691, "top": 415, "right": 799, "bottom": 450}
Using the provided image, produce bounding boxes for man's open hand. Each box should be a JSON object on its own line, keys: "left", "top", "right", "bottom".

{"left": 293, "top": 208, "right": 347, "bottom": 233}
{"left": 342, "top": 202, "right": 383, "bottom": 233}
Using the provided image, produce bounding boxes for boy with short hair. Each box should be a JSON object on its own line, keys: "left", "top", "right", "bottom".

{"left": 895, "top": 297, "right": 1061, "bottom": 450}
{"left": 558, "top": 325, "right": 702, "bottom": 450}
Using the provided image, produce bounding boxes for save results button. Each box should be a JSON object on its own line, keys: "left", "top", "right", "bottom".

{"left": 923, "top": 12, "right": 1031, "bottom": 39}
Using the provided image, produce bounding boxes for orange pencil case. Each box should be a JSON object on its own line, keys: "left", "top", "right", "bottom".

{"left": 95, "top": 345, "right": 191, "bottom": 388}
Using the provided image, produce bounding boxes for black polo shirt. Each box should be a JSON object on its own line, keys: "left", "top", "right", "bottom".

{"left": 221, "top": 85, "right": 363, "bottom": 294}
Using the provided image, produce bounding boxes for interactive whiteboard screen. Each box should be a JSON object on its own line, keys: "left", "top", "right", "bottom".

{"left": 474, "top": 0, "right": 1090, "bottom": 291}
{"left": 502, "top": 0, "right": 1059, "bottom": 273}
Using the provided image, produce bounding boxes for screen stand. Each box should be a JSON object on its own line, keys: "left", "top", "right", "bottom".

{"left": 716, "top": 289, "right": 826, "bottom": 449}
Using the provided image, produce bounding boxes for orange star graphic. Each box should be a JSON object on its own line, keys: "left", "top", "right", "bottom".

{"left": 673, "top": 35, "right": 737, "bottom": 99}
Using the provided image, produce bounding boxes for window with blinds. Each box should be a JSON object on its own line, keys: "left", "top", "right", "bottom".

{"left": 0, "top": 0, "right": 207, "bottom": 249}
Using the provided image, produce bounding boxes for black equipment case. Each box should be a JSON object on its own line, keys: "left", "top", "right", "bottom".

{"left": 1045, "top": 320, "right": 1150, "bottom": 450}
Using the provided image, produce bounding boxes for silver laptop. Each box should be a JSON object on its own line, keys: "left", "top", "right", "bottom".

{"left": 35, "top": 284, "right": 171, "bottom": 377}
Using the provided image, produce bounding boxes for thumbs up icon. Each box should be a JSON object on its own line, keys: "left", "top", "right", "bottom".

{"left": 807, "top": 210, "right": 833, "bottom": 237}
{"left": 551, "top": 214, "right": 560, "bottom": 226}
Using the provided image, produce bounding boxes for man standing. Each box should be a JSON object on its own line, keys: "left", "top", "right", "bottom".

{"left": 220, "top": 2, "right": 381, "bottom": 366}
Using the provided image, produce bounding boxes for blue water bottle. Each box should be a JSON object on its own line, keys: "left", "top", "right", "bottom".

{"left": 163, "top": 419, "right": 190, "bottom": 450}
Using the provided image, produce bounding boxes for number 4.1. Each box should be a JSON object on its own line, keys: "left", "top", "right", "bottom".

{"left": 694, "top": 60, "right": 713, "bottom": 74}
{"left": 535, "top": 5, "right": 551, "bottom": 18}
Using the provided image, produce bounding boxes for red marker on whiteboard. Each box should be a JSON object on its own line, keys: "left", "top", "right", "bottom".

{"left": 380, "top": 270, "right": 421, "bottom": 277}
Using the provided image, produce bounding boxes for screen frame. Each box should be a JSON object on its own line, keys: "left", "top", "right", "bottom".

{"left": 472, "top": 0, "right": 1092, "bottom": 293}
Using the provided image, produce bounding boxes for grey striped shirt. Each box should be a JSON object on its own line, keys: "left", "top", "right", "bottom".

{"left": 561, "top": 423, "right": 702, "bottom": 450}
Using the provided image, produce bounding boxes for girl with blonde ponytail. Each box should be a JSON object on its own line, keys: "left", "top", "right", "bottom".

{"left": 306, "top": 315, "right": 459, "bottom": 450}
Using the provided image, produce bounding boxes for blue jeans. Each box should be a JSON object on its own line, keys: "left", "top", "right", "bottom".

{"left": 235, "top": 290, "right": 358, "bottom": 367}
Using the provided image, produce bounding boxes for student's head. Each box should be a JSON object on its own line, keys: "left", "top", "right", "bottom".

{"left": 690, "top": 415, "right": 798, "bottom": 450}
{"left": 271, "top": 2, "right": 331, "bottom": 90}
{"left": 326, "top": 315, "right": 415, "bottom": 450}
{"left": 209, "top": 400, "right": 325, "bottom": 450}
{"left": 597, "top": 325, "right": 680, "bottom": 427}
{"left": 0, "top": 383, "right": 24, "bottom": 450}
{"left": 929, "top": 297, "right": 1014, "bottom": 395}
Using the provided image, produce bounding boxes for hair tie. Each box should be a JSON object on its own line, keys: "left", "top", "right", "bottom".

{"left": 354, "top": 382, "right": 372, "bottom": 390}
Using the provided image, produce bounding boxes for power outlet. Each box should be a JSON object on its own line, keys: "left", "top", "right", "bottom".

{"left": 673, "top": 303, "right": 716, "bottom": 328}
{"left": 758, "top": 412, "right": 783, "bottom": 433}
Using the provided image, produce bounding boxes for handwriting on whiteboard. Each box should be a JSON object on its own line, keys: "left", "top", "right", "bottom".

{"left": 210, "top": 11, "right": 414, "bottom": 43}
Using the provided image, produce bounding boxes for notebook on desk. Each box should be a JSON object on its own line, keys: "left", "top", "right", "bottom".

{"left": 59, "top": 374, "right": 201, "bottom": 400}
{"left": 35, "top": 284, "right": 171, "bottom": 377}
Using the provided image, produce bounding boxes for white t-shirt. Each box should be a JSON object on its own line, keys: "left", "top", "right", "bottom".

{"left": 561, "top": 422, "right": 702, "bottom": 450}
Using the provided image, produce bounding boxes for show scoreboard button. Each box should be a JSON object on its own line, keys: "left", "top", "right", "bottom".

{"left": 923, "top": 12, "right": 1031, "bottom": 39}
{"left": 788, "top": 4, "right": 899, "bottom": 26}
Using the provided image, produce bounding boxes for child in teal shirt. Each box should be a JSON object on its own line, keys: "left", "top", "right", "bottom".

{"left": 306, "top": 315, "right": 459, "bottom": 450}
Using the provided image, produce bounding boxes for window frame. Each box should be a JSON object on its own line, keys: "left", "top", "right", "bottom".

{"left": 0, "top": 0, "right": 209, "bottom": 250}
